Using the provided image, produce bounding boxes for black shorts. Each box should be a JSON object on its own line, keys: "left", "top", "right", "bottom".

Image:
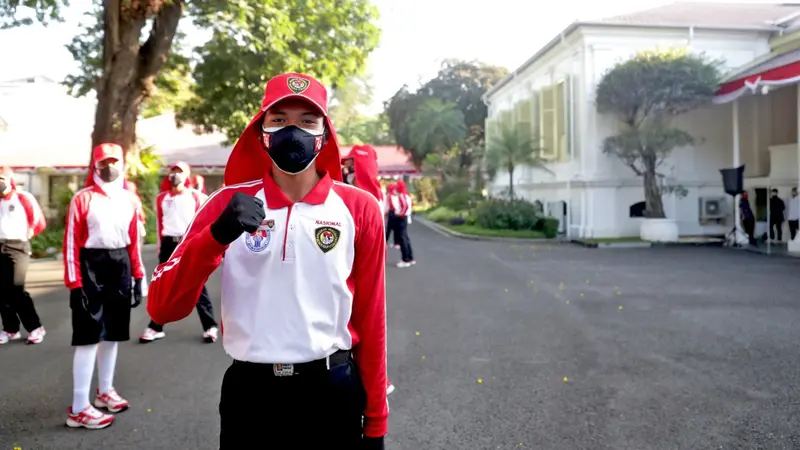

{"left": 71, "top": 248, "right": 132, "bottom": 346}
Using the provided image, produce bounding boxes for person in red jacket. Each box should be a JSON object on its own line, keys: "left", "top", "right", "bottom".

{"left": 192, "top": 174, "right": 207, "bottom": 194}
{"left": 139, "top": 161, "right": 218, "bottom": 344}
{"left": 147, "top": 73, "right": 388, "bottom": 449}
{"left": 388, "top": 180, "right": 415, "bottom": 267}
{"left": 0, "top": 166, "right": 47, "bottom": 345}
{"left": 342, "top": 145, "right": 397, "bottom": 396}
{"left": 63, "top": 143, "right": 144, "bottom": 430}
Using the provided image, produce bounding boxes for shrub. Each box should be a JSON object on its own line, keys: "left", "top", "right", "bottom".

{"left": 31, "top": 227, "right": 64, "bottom": 258}
{"left": 441, "top": 190, "right": 483, "bottom": 211}
{"left": 475, "top": 198, "right": 541, "bottom": 230}
{"left": 411, "top": 177, "right": 439, "bottom": 206}
{"left": 436, "top": 178, "right": 470, "bottom": 203}
{"left": 539, "top": 217, "right": 560, "bottom": 238}
{"left": 427, "top": 206, "right": 466, "bottom": 223}
{"left": 449, "top": 217, "right": 467, "bottom": 226}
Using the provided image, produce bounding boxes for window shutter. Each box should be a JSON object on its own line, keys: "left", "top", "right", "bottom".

{"left": 539, "top": 85, "right": 557, "bottom": 160}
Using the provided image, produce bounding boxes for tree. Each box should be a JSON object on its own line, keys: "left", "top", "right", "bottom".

{"left": 337, "top": 114, "right": 395, "bottom": 146}
{"left": 485, "top": 124, "right": 551, "bottom": 199}
{"left": 2, "top": 0, "right": 381, "bottom": 159}
{"left": 408, "top": 98, "right": 467, "bottom": 167}
{"left": 384, "top": 59, "right": 507, "bottom": 171}
{"left": 329, "top": 75, "right": 373, "bottom": 133}
{"left": 596, "top": 48, "right": 719, "bottom": 218}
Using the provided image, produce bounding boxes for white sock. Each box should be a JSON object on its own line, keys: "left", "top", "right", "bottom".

{"left": 72, "top": 344, "right": 99, "bottom": 413}
{"left": 97, "top": 341, "right": 119, "bottom": 395}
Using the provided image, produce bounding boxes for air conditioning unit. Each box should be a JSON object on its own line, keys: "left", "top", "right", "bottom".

{"left": 698, "top": 196, "right": 727, "bottom": 224}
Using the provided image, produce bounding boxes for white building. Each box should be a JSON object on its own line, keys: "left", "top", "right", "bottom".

{"left": 482, "top": 1, "right": 800, "bottom": 240}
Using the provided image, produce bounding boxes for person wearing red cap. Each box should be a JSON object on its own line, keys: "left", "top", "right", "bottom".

{"left": 139, "top": 161, "right": 218, "bottom": 344}
{"left": 63, "top": 143, "right": 144, "bottom": 429}
{"left": 0, "top": 166, "right": 47, "bottom": 345}
{"left": 341, "top": 145, "right": 397, "bottom": 396}
{"left": 388, "top": 179, "right": 415, "bottom": 267}
{"left": 147, "top": 73, "right": 388, "bottom": 448}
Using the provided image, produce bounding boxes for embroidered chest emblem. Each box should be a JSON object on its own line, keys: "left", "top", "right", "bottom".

{"left": 245, "top": 220, "right": 273, "bottom": 253}
{"left": 314, "top": 226, "right": 340, "bottom": 253}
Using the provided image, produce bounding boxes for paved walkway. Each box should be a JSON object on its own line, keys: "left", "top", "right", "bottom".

{"left": 2, "top": 225, "right": 800, "bottom": 449}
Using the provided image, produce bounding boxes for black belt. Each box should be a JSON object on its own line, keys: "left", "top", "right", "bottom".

{"left": 162, "top": 236, "right": 182, "bottom": 243}
{"left": 233, "top": 349, "right": 351, "bottom": 377}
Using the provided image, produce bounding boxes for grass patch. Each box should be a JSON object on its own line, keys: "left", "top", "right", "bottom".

{"left": 578, "top": 237, "right": 643, "bottom": 244}
{"left": 444, "top": 223, "right": 547, "bottom": 239}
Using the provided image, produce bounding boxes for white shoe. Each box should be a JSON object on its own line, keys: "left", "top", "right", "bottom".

{"left": 387, "top": 384, "right": 396, "bottom": 395}
{"left": 26, "top": 327, "right": 45, "bottom": 344}
{"left": 66, "top": 405, "right": 115, "bottom": 429}
{"left": 0, "top": 331, "right": 22, "bottom": 344}
{"left": 94, "top": 388, "right": 130, "bottom": 413}
{"left": 203, "top": 327, "right": 219, "bottom": 343}
{"left": 139, "top": 327, "right": 166, "bottom": 343}
{"left": 396, "top": 261, "right": 412, "bottom": 268}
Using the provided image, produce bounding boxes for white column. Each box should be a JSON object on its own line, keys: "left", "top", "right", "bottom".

{"left": 733, "top": 100, "right": 742, "bottom": 235}
{"left": 789, "top": 86, "right": 800, "bottom": 252}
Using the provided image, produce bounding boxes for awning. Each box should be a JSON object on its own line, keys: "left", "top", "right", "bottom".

{"left": 715, "top": 48, "right": 800, "bottom": 104}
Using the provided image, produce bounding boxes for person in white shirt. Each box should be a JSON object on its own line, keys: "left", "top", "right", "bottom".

{"left": 788, "top": 187, "right": 800, "bottom": 240}
{"left": 139, "top": 162, "right": 218, "bottom": 344}
{"left": 0, "top": 166, "right": 47, "bottom": 345}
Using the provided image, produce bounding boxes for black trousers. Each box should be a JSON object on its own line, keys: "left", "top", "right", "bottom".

{"left": 770, "top": 220, "right": 784, "bottom": 241}
{"left": 71, "top": 248, "right": 132, "bottom": 346}
{"left": 0, "top": 240, "right": 41, "bottom": 334}
{"left": 743, "top": 217, "right": 757, "bottom": 245}
{"left": 149, "top": 237, "right": 216, "bottom": 332}
{"left": 385, "top": 212, "right": 400, "bottom": 246}
{"left": 219, "top": 357, "right": 366, "bottom": 448}
{"left": 790, "top": 220, "right": 799, "bottom": 240}
{"left": 391, "top": 216, "right": 414, "bottom": 262}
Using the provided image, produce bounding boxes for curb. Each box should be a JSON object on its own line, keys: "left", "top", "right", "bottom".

{"left": 571, "top": 239, "right": 725, "bottom": 249}
{"left": 415, "top": 216, "right": 560, "bottom": 244}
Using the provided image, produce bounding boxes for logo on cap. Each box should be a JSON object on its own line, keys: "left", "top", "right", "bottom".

{"left": 287, "top": 77, "right": 310, "bottom": 94}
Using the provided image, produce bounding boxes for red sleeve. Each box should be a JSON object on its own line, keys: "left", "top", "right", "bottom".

{"left": 64, "top": 192, "right": 88, "bottom": 290}
{"left": 156, "top": 192, "right": 165, "bottom": 249}
{"left": 128, "top": 195, "right": 144, "bottom": 279}
{"left": 19, "top": 192, "right": 46, "bottom": 238}
{"left": 347, "top": 190, "right": 389, "bottom": 437}
{"left": 147, "top": 189, "right": 230, "bottom": 325}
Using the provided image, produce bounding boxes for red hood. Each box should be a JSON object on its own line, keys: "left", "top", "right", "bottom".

{"left": 192, "top": 174, "right": 206, "bottom": 194}
{"left": 347, "top": 145, "right": 382, "bottom": 201}
{"left": 395, "top": 179, "right": 408, "bottom": 195}
{"left": 84, "top": 143, "right": 131, "bottom": 190}
{"left": 225, "top": 72, "right": 343, "bottom": 186}
{"left": 160, "top": 161, "right": 193, "bottom": 192}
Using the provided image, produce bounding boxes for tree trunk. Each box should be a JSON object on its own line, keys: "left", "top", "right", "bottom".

{"left": 89, "top": 0, "right": 184, "bottom": 168}
{"left": 508, "top": 165, "right": 515, "bottom": 199}
{"left": 643, "top": 157, "right": 665, "bottom": 218}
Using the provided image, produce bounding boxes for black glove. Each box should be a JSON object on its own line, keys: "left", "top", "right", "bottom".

{"left": 210, "top": 193, "right": 266, "bottom": 246}
{"left": 132, "top": 278, "right": 143, "bottom": 308}
{"left": 361, "top": 436, "right": 385, "bottom": 450}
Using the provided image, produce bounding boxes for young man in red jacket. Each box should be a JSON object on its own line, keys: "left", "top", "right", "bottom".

{"left": 140, "top": 161, "right": 218, "bottom": 344}
{"left": 0, "top": 166, "right": 47, "bottom": 345}
{"left": 63, "top": 143, "right": 144, "bottom": 429}
{"left": 148, "top": 73, "right": 388, "bottom": 449}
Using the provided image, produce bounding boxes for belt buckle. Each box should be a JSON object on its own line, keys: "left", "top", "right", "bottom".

{"left": 273, "top": 363, "right": 295, "bottom": 377}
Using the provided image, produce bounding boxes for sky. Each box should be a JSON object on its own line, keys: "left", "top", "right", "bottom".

{"left": 0, "top": 0, "right": 782, "bottom": 114}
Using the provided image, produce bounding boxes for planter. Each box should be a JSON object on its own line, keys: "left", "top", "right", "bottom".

{"left": 639, "top": 218, "right": 679, "bottom": 243}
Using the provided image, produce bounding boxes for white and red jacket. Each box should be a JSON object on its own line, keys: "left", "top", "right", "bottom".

{"left": 0, "top": 186, "right": 46, "bottom": 241}
{"left": 63, "top": 181, "right": 144, "bottom": 290}
{"left": 148, "top": 72, "right": 388, "bottom": 438}
{"left": 388, "top": 189, "right": 412, "bottom": 218}
{"left": 156, "top": 188, "right": 207, "bottom": 244}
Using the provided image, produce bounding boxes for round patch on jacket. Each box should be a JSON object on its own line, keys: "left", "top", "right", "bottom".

{"left": 314, "top": 226, "right": 340, "bottom": 253}
{"left": 246, "top": 228, "right": 271, "bottom": 253}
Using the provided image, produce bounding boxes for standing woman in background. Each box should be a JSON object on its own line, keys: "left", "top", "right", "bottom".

{"left": 63, "top": 143, "right": 144, "bottom": 429}
{"left": 0, "top": 166, "right": 47, "bottom": 345}
{"left": 389, "top": 180, "right": 415, "bottom": 268}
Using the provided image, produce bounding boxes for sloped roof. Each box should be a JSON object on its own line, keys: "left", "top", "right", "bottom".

{"left": 339, "top": 145, "right": 416, "bottom": 174}
{"left": 594, "top": 2, "right": 800, "bottom": 29}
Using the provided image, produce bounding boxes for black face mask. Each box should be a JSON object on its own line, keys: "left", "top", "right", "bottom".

{"left": 0, "top": 181, "right": 7, "bottom": 195}
{"left": 169, "top": 173, "right": 185, "bottom": 187}
{"left": 262, "top": 125, "right": 324, "bottom": 174}
{"left": 99, "top": 166, "right": 120, "bottom": 183}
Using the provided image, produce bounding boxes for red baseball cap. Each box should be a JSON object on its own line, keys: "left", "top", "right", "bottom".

{"left": 224, "top": 72, "right": 342, "bottom": 186}
{"left": 92, "top": 143, "right": 123, "bottom": 166}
